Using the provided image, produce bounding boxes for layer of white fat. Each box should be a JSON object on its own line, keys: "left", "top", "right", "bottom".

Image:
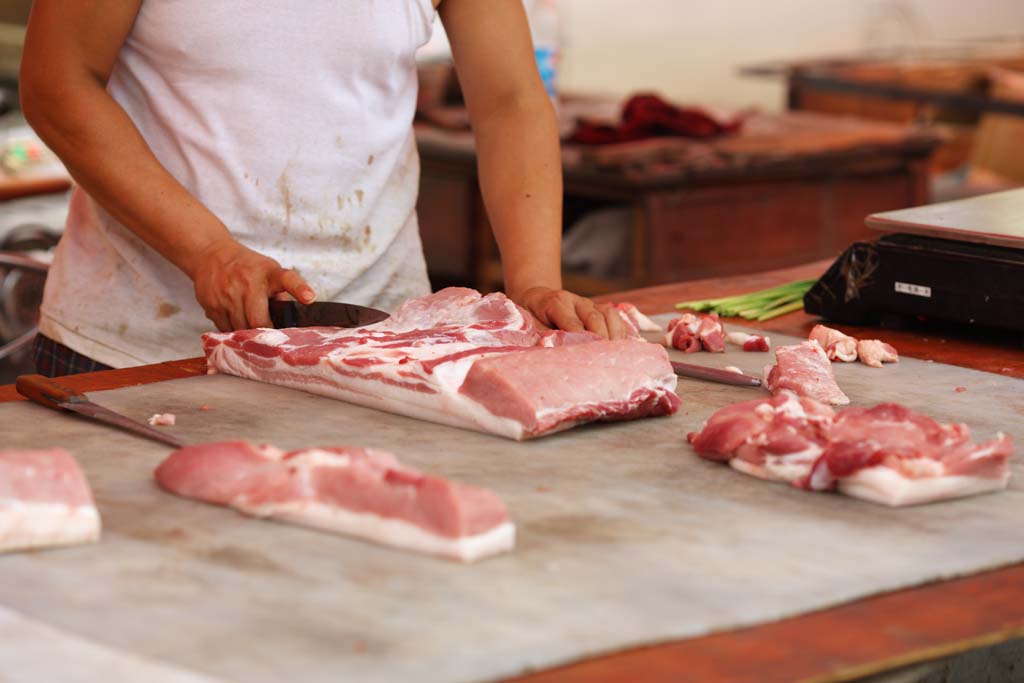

{"left": 251, "top": 329, "right": 292, "bottom": 346}
{"left": 206, "top": 345, "right": 526, "bottom": 439}
{"left": 730, "top": 443, "right": 822, "bottom": 483}
{"left": 838, "top": 467, "right": 1011, "bottom": 507}
{"left": 236, "top": 501, "right": 515, "bottom": 562}
{"left": 0, "top": 502, "right": 100, "bottom": 553}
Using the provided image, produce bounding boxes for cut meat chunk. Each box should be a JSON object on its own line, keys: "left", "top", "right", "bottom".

{"left": 765, "top": 341, "right": 850, "bottom": 406}
{"left": 0, "top": 449, "right": 100, "bottom": 553}
{"left": 688, "top": 394, "right": 834, "bottom": 482}
{"left": 809, "top": 324, "right": 857, "bottom": 362}
{"left": 803, "top": 404, "right": 1013, "bottom": 505}
{"left": 614, "top": 303, "right": 662, "bottom": 333}
{"left": 155, "top": 441, "right": 515, "bottom": 562}
{"left": 203, "top": 288, "right": 680, "bottom": 440}
{"left": 686, "top": 397, "right": 1014, "bottom": 506}
{"left": 808, "top": 325, "right": 900, "bottom": 368}
{"left": 460, "top": 341, "right": 682, "bottom": 438}
{"left": 856, "top": 339, "right": 899, "bottom": 368}
{"left": 663, "top": 313, "right": 724, "bottom": 352}
{"left": 148, "top": 413, "right": 176, "bottom": 426}
{"left": 725, "top": 331, "right": 771, "bottom": 352}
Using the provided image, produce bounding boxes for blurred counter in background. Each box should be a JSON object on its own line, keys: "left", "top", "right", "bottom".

{"left": 416, "top": 92, "right": 939, "bottom": 296}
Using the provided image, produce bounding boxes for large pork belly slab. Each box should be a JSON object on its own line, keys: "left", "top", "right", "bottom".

{"left": 0, "top": 449, "right": 100, "bottom": 553}
{"left": 203, "top": 288, "right": 680, "bottom": 440}
{"left": 155, "top": 441, "right": 514, "bottom": 562}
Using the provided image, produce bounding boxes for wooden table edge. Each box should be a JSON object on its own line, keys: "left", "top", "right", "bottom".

{"left": 502, "top": 562, "right": 1024, "bottom": 683}
{"left": 3, "top": 262, "right": 1021, "bottom": 682}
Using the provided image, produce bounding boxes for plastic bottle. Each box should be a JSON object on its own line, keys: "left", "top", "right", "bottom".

{"left": 525, "top": 0, "right": 560, "bottom": 107}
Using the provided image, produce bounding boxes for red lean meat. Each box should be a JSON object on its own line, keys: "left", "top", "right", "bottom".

{"left": 614, "top": 303, "right": 662, "bottom": 333}
{"left": 765, "top": 341, "right": 850, "bottom": 406}
{"left": 663, "top": 313, "right": 725, "bottom": 352}
{"left": 688, "top": 394, "right": 834, "bottom": 482}
{"left": 687, "top": 399, "right": 1013, "bottom": 506}
{"left": 0, "top": 449, "right": 100, "bottom": 553}
{"left": 809, "top": 324, "right": 857, "bottom": 362}
{"left": 203, "top": 288, "right": 680, "bottom": 440}
{"left": 725, "top": 331, "right": 771, "bottom": 352}
{"left": 155, "top": 441, "right": 514, "bottom": 562}
{"left": 803, "top": 404, "right": 1012, "bottom": 506}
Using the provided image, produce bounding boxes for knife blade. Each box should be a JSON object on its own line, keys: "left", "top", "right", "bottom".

{"left": 268, "top": 299, "right": 390, "bottom": 329}
{"left": 16, "top": 374, "right": 187, "bottom": 449}
{"left": 671, "top": 361, "right": 763, "bottom": 387}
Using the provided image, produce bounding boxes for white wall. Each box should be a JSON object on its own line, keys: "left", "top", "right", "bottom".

{"left": 556, "top": 0, "right": 1024, "bottom": 110}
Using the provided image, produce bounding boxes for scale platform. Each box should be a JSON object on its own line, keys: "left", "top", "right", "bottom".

{"left": 804, "top": 189, "right": 1024, "bottom": 335}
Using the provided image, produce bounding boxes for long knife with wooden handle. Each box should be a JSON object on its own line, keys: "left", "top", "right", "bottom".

{"left": 16, "top": 374, "right": 187, "bottom": 449}
{"left": 670, "top": 361, "right": 763, "bottom": 387}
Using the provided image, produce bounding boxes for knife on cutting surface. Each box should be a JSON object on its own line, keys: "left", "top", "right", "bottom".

{"left": 670, "top": 361, "right": 763, "bottom": 388}
{"left": 268, "top": 299, "right": 390, "bottom": 329}
{"left": 16, "top": 374, "right": 187, "bottom": 449}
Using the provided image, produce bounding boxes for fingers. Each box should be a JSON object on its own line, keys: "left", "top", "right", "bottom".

{"left": 273, "top": 268, "right": 316, "bottom": 304}
{"left": 543, "top": 293, "right": 586, "bottom": 333}
{"left": 207, "top": 310, "right": 232, "bottom": 333}
{"left": 244, "top": 290, "right": 272, "bottom": 329}
{"left": 600, "top": 303, "right": 632, "bottom": 340}
{"left": 575, "top": 299, "right": 609, "bottom": 339}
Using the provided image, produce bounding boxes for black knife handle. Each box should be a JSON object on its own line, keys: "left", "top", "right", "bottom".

{"left": 16, "top": 374, "right": 88, "bottom": 410}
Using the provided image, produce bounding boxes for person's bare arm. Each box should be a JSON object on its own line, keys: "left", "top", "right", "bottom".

{"left": 439, "top": 0, "right": 629, "bottom": 339}
{"left": 19, "top": 1, "right": 315, "bottom": 331}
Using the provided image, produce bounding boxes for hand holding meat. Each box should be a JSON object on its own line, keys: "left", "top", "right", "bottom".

{"left": 190, "top": 239, "right": 317, "bottom": 332}
{"left": 515, "top": 286, "right": 632, "bottom": 340}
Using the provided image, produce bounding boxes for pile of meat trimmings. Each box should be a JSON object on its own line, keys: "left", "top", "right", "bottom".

{"left": 645, "top": 309, "right": 1012, "bottom": 507}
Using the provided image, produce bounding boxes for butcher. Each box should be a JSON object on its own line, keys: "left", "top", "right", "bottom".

{"left": 19, "top": 0, "right": 630, "bottom": 377}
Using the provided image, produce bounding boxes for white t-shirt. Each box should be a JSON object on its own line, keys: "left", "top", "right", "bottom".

{"left": 39, "top": 1, "right": 435, "bottom": 367}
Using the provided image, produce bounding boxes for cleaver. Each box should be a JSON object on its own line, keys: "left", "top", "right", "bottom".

{"left": 268, "top": 299, "right": 390, "bottom": 329}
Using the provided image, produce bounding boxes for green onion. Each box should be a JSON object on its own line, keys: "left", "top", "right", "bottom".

{"left": 675, "top": 279, "right": 815, "bottom": 321}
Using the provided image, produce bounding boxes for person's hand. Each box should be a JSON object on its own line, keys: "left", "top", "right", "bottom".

{"left": 514, "top": 286, "right": 632, "bottom": 340}
{"left": 190, "top": 238, "right": 316, "bottom": 331}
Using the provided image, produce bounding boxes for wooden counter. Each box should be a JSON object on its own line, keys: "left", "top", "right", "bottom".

{"left": 2, "top": 261, "right": 1022, "bottom": 683}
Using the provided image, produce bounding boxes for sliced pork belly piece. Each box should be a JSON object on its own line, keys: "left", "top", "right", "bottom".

{"left": 856, "top": 339, "right": 899, "bottom": 368}
{"left": 809, "top": 324, "right": 857, "bottom": 362}
{"left": 663, "top": 313, "right": 724, "bottom": 352}
{"left": 614, "top": 303, "right": 662, "bottom": 333}
{"left": 765, "top": 341, "right": 850, "bottom": 406}
{"left": 461, "top": 341, "right": 681, "bottom": 438}
{"left": 725, "top": 331, "right": 771, "bottom": 352}
{"left": 204, "top": 288, "right": 679, "bottom": 440}
{"left": 803, "top": 404, "right": 1013, "bottom": 506}
{"left": 0, "top": 449, "right": 100, "bottom": 553}
{"left": 155, "top": 441, "right": 514, "bottom": 562}
{"left": 688, "top": 394, "right": 834, "bottom": 482}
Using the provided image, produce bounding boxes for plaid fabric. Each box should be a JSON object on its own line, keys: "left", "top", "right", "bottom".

{"left": 32, "top": 334, "right": 113, "bottom": 377}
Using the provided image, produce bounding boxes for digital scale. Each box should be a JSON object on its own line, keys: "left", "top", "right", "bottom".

{"left": 804, "top": 188, "right": 1024, "bottom": 336}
